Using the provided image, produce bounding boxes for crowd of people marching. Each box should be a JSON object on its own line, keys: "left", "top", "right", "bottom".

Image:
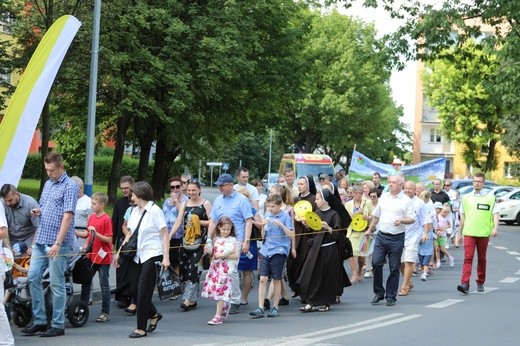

{"left": 1, "top": 152, "right": 499, "bottom": 342}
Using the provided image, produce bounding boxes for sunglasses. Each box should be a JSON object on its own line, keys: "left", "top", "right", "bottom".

{"left": 170, "top": 185, "right": 181, "bottom": 190}
{"left": 444, "top": 184, "right": 451, "bottom": 187}
{"left": 319, "top": 177, "right": 325, "bottom": 181}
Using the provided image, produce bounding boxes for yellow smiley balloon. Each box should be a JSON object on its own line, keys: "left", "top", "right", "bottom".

{"left": 351, "top": 214, "right": 368, "bottom": 232}
{"left": 305, "top": 212, "right": 323, "bottom": 231}
{"left": 294, "top": 200, "right": 312, "bottom": 220}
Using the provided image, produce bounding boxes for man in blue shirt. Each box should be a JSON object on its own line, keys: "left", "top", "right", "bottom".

{"left": 207, "top": 173, "right": 253, "bottom": 315}
{"left": 22, "top": 152, "right": 78, "bottom": 337}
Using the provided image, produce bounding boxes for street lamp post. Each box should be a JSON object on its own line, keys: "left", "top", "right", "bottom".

{"left": 84, "top": 0, "right": 101, "bottom": 196}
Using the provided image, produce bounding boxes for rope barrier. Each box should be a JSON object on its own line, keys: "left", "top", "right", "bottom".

{"left": 10, "top": 225, "right": 357, "bottom": 261}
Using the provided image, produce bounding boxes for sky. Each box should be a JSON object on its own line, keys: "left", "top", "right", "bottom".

{"left": 336, "top": 2, "right": 419, "bottom": 130}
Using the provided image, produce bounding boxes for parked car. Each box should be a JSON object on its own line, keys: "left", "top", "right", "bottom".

{"left": 261, "top": 173, "right": 279, "bottom": 194}
{"left": 496, "top": 188, "right": 520, "bottom": 204}
{"left": 498, "top": 197, "right": 520, "bottom": 225}
{"left": 457, "top": 185, "right": 515, "bottom": 198}
{"left": 451, "top": 179, "right": 497, "bottom": 191}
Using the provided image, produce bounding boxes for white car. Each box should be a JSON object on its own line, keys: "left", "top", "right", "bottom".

{"left": 497, "top": 190, "right": 520, "bottom": 225}
{"left": 496, "top": 188, "right": 520, "bottom": 203}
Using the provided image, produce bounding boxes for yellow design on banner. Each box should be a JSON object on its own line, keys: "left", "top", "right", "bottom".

{"left": 0, "top": 15, "right": 81, "bottom": 185}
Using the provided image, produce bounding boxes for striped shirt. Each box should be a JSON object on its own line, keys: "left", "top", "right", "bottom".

{"left": 35, "top": 172, "right": 79, "bottom": 246}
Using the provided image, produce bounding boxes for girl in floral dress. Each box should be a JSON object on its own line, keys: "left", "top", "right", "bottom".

{"left": 201, "top": 217, "right": 239, "bottom": 325}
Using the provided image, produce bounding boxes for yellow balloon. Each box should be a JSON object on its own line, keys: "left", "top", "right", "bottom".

{"left": 351, "top": 214, "right": 368, "bottom": 232}
{"left": 305, "top": 212, "right": 322, "bottom": 231}
{"left": 294, "top": 200, "right": 312, "bottom": 219}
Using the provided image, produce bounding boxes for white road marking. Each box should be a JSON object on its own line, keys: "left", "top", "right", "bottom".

{"left": 426, "top": 299, "right": 463, "bottom": 308}
{"left": 516, "top": 257, "right": 520, "bottom": 261}
{"left": 515, "top": 270, "right": 520, "bottom": 275}
{"left": 507, "top": 251, "right": 520, "bottom": 255}
{"left": 224, "top": 313, "right": 422, "bottom": 346}
{"left": 500, "top": 277, "right": 520, "bottom": 283}
{"left": 274, "top": 314, "right": 422, "bottom": 346}
{"left": 494, "top": 246, "right": 508, "bottom": 250}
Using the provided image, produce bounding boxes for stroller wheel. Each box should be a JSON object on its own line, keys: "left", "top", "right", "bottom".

{"left": 67, "top": 300, "right": 89, "bottom": 327}
{"left": 12, "top": 305, "right": 32, "bottom": 327}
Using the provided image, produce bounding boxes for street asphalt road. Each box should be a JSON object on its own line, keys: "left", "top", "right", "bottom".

{"left": 9, "top": 195, "right": 520, "bottom": 345}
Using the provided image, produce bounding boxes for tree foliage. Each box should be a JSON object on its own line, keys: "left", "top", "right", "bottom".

{"left": 280, "top": 9, "right": 409, "bottom": 163}
{"left": 422, "top": 42, "right": 503, "bottom": 172}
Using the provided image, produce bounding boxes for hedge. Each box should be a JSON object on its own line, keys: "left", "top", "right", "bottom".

{"left": 22, "top": 154, "right": 153, "bottom": 184}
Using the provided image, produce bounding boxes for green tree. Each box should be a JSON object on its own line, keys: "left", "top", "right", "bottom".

{"left": 281, "top": 9, "right": 408, "bottom": 164}
{"left": 422, "top": 42, "right": 503, "bottom": 172}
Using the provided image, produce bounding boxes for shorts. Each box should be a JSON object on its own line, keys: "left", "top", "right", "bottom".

{"left": 259, "top": 254, "right": 287, "bottom": 280}
{"left": 418, "top": 254, "right": 432, "bottom": 267}
{"left": 238, "top": 240, "right": 258, "bottom": 271}
{"left": 401, "top": 244, "right": 418, "bottom": 263}
{"left": 434, "top": 236, "right": 447, "bottom": 247}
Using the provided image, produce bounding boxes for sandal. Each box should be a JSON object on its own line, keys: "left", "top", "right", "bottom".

{"left": 96, "top": 312, "right": 109, "bottom": 322}
{"left": 318, "top": 304, "right": 330, "bottom": 312}
{"left": 146, "top": 313, "right": 162, "bottom": 333}
{"left": 299, "top": 304, "right": 314, "bottom": 313}
{"left": 408, "top": 283, "right": 414, "bottom": 291}
{"left": 398, "top": 288, "right": 409, "bottom": 296}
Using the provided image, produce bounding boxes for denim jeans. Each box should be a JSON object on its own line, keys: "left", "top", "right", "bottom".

{"left": 81, "top": 264, "right": 111, "bottom": 314}
{"left": 372, "top": 232, "right": 405, "bottom": 300}
{"left": 28, "top": 243, "right": 70, "bottom": 328}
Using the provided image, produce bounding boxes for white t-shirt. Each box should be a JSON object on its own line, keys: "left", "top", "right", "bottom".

{"left": 74, "top": 194, "right": 92, "bottom": 229}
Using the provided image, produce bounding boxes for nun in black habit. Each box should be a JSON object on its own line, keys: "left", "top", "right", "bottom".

{"left": 295, "top": 187, "right": 352, "bottom": 312}
{"left": 287, "top": 174, "right": 317, "bottom": 294}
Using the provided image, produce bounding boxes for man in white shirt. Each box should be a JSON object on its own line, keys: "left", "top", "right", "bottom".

{"left": 365, "top": 174, "right": 415, "bottom": 306}
{"left": 234, "top": 167, "right": 260, "bottom": 211}
{"left": 399, "top": 181, "right": 430, "bottom": 295}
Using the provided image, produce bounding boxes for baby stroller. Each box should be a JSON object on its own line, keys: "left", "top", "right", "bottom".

{"left": 5, "top": 250, "right": 90, "bottom": 328}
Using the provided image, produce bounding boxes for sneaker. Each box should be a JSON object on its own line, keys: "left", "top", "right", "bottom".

{"left": 477, "top": 284, "right": 484, "bottom": 292}
{"left": 267, "top": 307, "right": 280, "bottom": 318}
{"left": 207, "top": 315, "right": 223, "bottom": 325}
{"left": 249, "top": 307, "right": 265, "bottom": 318}
{"left": 364, "top": 271, "right": 373, "bottom": 278}
{"left": 228, "top": 303, "right": 240, "bottom": 314}
{"left": 445, "top": 242, "right": 450, "bottom": 249}
{"left": 426, "top": 271, "right": 433, "bottom": 277}
{"left": 457, "top": 283, "right": 469, "bottom": 294}
{"left": 412, "top": 271, "right": 418, "bottom": 277}
{"left": 421, "top": 272, "right": 427, "bottom": 281}
{"left": 435, "top": 261, "right": 441, "bottom": 268}
{"left": 278, "top": 297, "right": 289, "bottom": 306}
{"left": 449, "top": 256, "right": 454, "bottom": 267}
{"left": 40, "top": 327, "right": 65, "bottom": 337}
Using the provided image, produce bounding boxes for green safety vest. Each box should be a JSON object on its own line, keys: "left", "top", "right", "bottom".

{"left": 461, "top": 192, "right": 495, "bottom": 237}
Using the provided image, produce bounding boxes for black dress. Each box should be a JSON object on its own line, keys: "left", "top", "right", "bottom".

{"left": 287, "top": 193, "right": 316, "bottom": 292}
{"left": 295, "top": 208, "right": 350, "bottom": 306}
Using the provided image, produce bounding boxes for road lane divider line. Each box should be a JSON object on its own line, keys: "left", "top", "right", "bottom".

{"left": 507, "top": 251, "right": 520, "bottom": 255}
{"left": 426, "top": 299, "right": 463, "bottom": 308}
{"left": 493, "top": 246, "right": 508, "bottom": 250}
{"left": 500, "top": 277, "right": 520, "bottom": 283}
{"left": 274, "top": 314, "right": 422, "bottom": 346}
{"left": 474, "top": 287, "right": 498, "bottom": 294}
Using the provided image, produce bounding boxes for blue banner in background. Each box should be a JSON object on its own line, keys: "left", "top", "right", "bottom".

{"left": 348, "top": 150, "right": 446, "bottom": 186}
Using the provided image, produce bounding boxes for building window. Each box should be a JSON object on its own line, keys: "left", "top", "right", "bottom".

{"left": 1, "top": 12, "right": 16, "bottom": 33}
{"left": 429, "top": 128, "right": 442, "bottom": 143}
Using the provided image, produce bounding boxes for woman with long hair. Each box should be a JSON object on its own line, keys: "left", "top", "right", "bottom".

{"left": 169, "top": 181, "right": 212, "bottom": 311}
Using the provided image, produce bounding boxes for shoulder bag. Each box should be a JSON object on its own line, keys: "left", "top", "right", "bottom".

{"left": 120, "top": 209, "right": 147, "bottom": 261}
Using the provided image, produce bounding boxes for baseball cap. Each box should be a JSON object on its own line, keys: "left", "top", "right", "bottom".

{"left": 214, "top": 173, "right": 234, "bottom": 186}
{"left": 433, "top": 202, "right": 443, "bottom": 209}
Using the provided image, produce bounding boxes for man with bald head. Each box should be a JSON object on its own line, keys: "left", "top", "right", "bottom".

{"left": 365, "top": 174, "right": 415, "bottom": 306}
{"left": 398, "top": 181, "right": 430, "bottom": 297}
